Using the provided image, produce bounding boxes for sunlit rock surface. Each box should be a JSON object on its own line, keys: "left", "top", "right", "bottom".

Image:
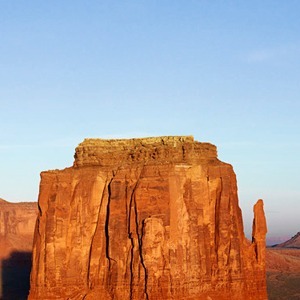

{"left": 29, "top": 136, "right": 267, "bottom": 299}
{"left": 0, "top": 199, "right": 37, "bottom": 299}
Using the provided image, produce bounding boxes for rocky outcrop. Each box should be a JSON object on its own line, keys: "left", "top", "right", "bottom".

{"left": 29, "top": 136, "right": 268, "bottom": 300}
{"left": 252, "top": 200, "right": 267, "bottom": 264}
{"left": 0, "top": 199, "right": 37, "bottom": 299}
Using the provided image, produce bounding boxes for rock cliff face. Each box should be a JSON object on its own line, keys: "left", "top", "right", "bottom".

{"left": 0, "top": 199, "right": 37, "bottom": 299}
{"left": 29, "top": 136, "right": 268, "bottom": 300}
{"left": 0, "top": 199, "right": 37, "bottom": 258}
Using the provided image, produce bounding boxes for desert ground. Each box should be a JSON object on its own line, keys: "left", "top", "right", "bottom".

{"left": 266, "top": 247, "right": 300, "bottom": 300}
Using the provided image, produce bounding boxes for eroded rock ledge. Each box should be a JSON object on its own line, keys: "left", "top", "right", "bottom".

{"left": 29, "top": 136, "right": 267, "bottom": 300}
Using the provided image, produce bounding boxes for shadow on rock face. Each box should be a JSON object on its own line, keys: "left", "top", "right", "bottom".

{"left": 1, "top": 251, "right": 32, "bottom": 300}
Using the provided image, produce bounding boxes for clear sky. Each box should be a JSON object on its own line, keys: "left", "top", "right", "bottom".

{"left": 1, "top": 1, "right": 299, "bottom": 243}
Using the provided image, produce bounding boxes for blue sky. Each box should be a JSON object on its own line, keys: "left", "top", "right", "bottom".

{"left": 1, "top": 1, "right": 299, "bottom": 243}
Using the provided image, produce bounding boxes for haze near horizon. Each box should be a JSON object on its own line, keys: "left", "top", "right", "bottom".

{"left": 0, "top": 1, "right": 299, "bottom": 244}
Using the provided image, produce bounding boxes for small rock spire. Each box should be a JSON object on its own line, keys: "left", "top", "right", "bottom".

{"left": 252, "top": 199, "right": 267, "bottom": 264}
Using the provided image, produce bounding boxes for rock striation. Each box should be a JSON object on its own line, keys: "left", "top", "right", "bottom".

{"left": 29, "top": 136, "right": 268, "bottom": 300}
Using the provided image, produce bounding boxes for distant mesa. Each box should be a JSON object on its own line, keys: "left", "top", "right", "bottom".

{"left": 0, "top": 198, "right": 37, "bottom": 300}
{"left": 0, "top": 198, "right": 37, "bottom": 257}
{"left": 27, "top": 136, "right": 268, "bottom": 299}
{"left": 272, "top": 232, "right": 300, "bottom": 249}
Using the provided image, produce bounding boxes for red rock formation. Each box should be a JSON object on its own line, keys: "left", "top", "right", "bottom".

{"left": 0, "top": 198, "right": 37, "bottom": 258}
{"left": 252, "top": 199, "right": 268, "bottom": 264}
{"left": 0, "top": 198, "right": 37, "bottom": 299}
{"left": 29, "top": 136, "right": 268, "bottom": 299}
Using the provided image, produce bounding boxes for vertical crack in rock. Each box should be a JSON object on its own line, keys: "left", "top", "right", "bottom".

{"left": 128, "top": 231, "right": 134, "bottom": 300}
{"left": 134, "top": 200, "right": 149, "bottom": 300}
{"left": 87, "top": 178, "right": 108, "bottom": 288}
{"left": 182, "top": 145, "right": 186, "bottom": 160}
{"left": 214, "top": 177, "right": 222, "bottom": 268}
{"left": 227, "top": 233, "right": 232, "bottom": 267}
{"left": 227, "top": 194, "right": 233, "bottom": 268}
{"left": 127, "top": 166, "right": 149, "bottom": 300}
{"left": 105, "top": 173, "right": 117, "bottom": 270}
{"left": 128, "top": 178, "right": 139, "bottom": 300}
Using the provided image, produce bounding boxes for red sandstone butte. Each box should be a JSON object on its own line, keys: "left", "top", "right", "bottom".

{"left": 29, "top": 136, "right": 268, "bottom": 300}
{"left": 0, "top": 198, "right": 37, "bottom": 299}
{"left": 0, "top": 198, "right": 37, "bottom": 258}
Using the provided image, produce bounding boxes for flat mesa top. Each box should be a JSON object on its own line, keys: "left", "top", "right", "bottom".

{"left": 78, "top": 135, "right": 195, "bottom": 147}
{"left": 73, "top": 135, "right": 218, "bottom": 167}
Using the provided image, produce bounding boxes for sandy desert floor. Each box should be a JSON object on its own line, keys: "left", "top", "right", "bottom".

{"left": 266, "top": 248, "right": 300, "bottom": 300}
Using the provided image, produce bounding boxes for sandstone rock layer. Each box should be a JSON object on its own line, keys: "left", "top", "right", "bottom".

{"left": 29, "top": 136, "right": 267, "bottom": 300}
